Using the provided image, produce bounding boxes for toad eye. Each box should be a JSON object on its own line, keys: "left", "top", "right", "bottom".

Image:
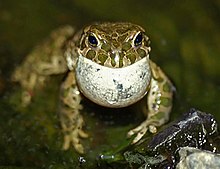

{"left": 134, "top": 32, "right": 143, "bottom": 46}
{"left": 88, "top": 34, "right": 98, "bottom": 47}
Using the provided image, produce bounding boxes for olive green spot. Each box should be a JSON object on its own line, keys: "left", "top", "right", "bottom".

{"left": 160, "top": 97, "right": 172, "bottom": 107}
{"left": 151, "top": 112, "right": 165, "bottom": 120}
{"left": 101, "top": 43, "right": 111, "bottom": 52}
{"left": 126, "top": 53, "right": 136, "bottom": 64}
{"left": 119, "top": 53, "right": 124, "bottom": 67}
{"left": 122, "top": 42, "right": 132, "bottom": 51}
{"left": 137, "top": 48, "right": 147, "bottom": 58}
{"left": 86, "top": 50, "right": 96, "bottom": 59}
{"left": 163, "top": 82, "right": 171, "bottom": 92}
{"left": 110, "top": 53, "right": 116, "bottom": 67}
{"left": 98, "top": 54, "right": 108, "bottom": 65}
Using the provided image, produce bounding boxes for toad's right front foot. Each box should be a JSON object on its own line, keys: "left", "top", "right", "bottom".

{"left": 61, "top": 108, "right": 88, "bottom": 154}
{"left": 60, "top": 71, "right": 88, "bottom": 154}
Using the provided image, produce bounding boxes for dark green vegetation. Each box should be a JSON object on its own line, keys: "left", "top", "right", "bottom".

{"left": 0, "top": 0, "right": 220, "bottom": 168}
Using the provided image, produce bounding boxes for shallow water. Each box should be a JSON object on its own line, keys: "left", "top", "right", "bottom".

{"left": 0, "top": 0, "right": 220, "bottom": 168}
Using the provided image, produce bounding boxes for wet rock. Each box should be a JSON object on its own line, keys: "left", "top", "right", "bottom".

{"left": 148, "top": 108, "right": 219, "bottom": 156}
{"left": 99, "top": 109, "right": 220, "bottom": 169}
{"left": 176, "top": 147, "right": 220, "bottom": 169}
{"left": 125, "top": 109, "right": 220, "bottom": 168}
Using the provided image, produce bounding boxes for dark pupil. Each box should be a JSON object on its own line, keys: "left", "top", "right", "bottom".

{"left": 134, "top": 33, "right": 143, "bottom": 46}
{"left": 88, "top": 35, "right": 98, "bottom": 46}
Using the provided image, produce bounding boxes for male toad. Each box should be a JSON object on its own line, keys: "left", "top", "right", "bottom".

{"left": 12, "top": 22, "right": 174, "bottom": 154}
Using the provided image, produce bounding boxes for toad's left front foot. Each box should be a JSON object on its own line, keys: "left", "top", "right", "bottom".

{"left": 128, "top": 61, "right": 174, "bottom": 144}
{"left": 127, "top": 119, "right": 158, "bottom": 144}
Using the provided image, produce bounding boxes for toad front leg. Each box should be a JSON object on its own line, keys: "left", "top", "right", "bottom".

{"left": 60, "top": 71, "right": 88, "bottom": 154}
{"left": 128, "top": 61, "right": 174, "bottom": 143}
